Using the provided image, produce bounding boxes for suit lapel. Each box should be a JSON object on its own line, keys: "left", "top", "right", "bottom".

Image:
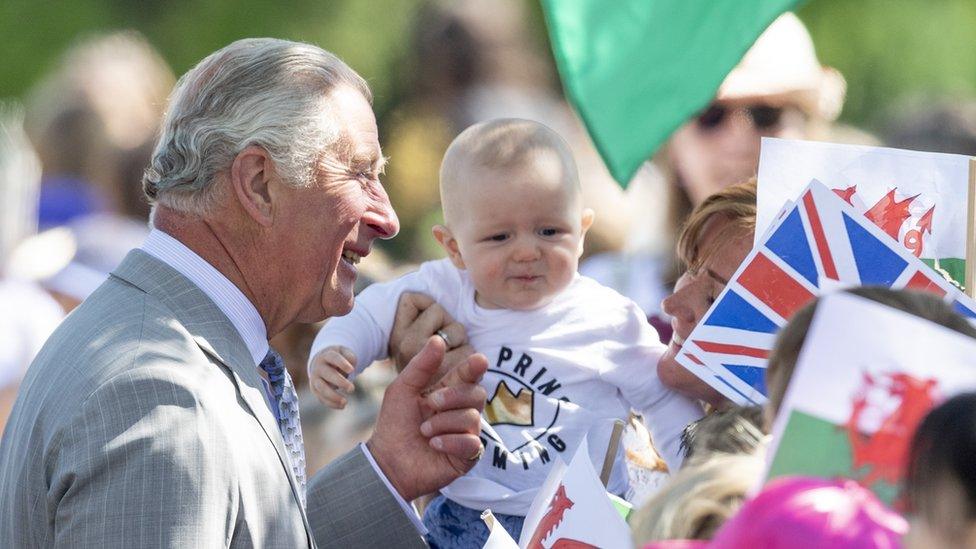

{"left": 112, "top": 250, "right": 314, "bottom": 540}
{"left": 191, "top": 336, "right": 314, "bottom": 538}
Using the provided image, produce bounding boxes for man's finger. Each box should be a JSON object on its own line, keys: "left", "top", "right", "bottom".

{"left": 420, "top": 408, "right": 481, "bottom": 438}
{"left": 443, "top": 345, "right": 475, "bottom": 370}
{"left": 396, "top": 336, "right": 446, "bottom": 392}
{"left": 434, "top": 352, "right": 489, "bottom": 393}
{"left": 456, "top": 353, "right": 488, "bottom": 384}
{"left": 426, "top": 383, "right": 487, "bottom": 413}
{"left": 430, "top": 434, "right": 484, "bottom": 461}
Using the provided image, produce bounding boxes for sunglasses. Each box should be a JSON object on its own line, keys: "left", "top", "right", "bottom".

{"left": 695, "top": 103, "right": 784, "bottom": 131}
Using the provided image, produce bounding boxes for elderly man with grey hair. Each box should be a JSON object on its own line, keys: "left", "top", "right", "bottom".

{"left": 0, "top": 38, "right": 488, "bottom": 548}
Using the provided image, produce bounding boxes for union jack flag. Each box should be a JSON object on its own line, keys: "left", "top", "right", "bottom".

{"left": 676, "top": 180, "right": 976, "bottom": 405}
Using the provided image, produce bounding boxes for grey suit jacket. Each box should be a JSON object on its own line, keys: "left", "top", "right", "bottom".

{"left": 0, "top": 250, "right": 425, "bottom": 548}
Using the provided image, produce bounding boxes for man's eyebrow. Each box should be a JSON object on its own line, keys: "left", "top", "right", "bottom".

{"left": 331, "top": 134, "right": 354, "bottom": 159}
{"left": 349, "top": 151, "right": 387, "bottom": 174}
{"left": 706, "top": 268, "right": 730, "bottom": 286}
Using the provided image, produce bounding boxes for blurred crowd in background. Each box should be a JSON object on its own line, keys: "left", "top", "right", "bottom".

{"left": 4, "top": 1, "right": 976, "bottom": 546}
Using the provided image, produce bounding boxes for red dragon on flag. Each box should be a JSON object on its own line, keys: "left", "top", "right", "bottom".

{"left": 526, "top": 485, "right": 597, "bottom": 549}
{"left": 844, "top": 371, "right": 939, "bottom": 488}
{"left": 833, "top": 185, "right": 936, "bottom": 258}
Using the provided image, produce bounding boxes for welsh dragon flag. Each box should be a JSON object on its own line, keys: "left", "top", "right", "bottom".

{"left": 542, "top": 0, "right": 802, "bottom": 186}
{"left": 500, "top": 439, "right": 632, "bottom": 549}
{"left": 757, "top": 137, "right": 974, "bottom": 288}
{"left": 765, "top": 292, "right": 976, "bottom": 506}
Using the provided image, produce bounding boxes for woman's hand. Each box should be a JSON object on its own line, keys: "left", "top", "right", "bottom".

{"left": 388, "top": 292, "right": 474, "bottom": 381}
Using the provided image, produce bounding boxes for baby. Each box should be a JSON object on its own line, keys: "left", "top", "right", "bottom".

{"left": 308, "top": 119, "right": 701, "bottom": 547}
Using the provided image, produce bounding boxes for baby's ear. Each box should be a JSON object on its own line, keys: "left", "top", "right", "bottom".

{"left": 432, "top": 225, "right": 466, "bottom": 269}
{"left": 577, "top": 208, "right": 595, "bottom": 257}
{"left": 581, "top": 208, "right": 595, "bottom": 233}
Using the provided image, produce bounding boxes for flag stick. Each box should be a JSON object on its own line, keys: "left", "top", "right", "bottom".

{"left": 600, "top": 419, "right": 626, "bottom": 487}
{"left": 480, "top": 415, "right": 504, "bottom": 447}
{"left": 480, "top": 509, "right": 498, "bottom": 529}
{"left": 967, "top": 157, "right": 976, "bottom": 297}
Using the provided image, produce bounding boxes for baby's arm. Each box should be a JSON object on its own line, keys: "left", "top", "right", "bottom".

{"left": 599, "top": 301, "right": 704, "bottom": 471}
{"left": 307, "top": 270, "right": 431, "bottom": 408}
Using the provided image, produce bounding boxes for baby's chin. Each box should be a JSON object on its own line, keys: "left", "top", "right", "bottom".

{"left": 476, "top": 290, "right": 559, "bottom": 312}
{"left": 508, "top": 296, "right": 557, "bottom": 311}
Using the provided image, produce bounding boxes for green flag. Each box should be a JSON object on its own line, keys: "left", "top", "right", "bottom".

{"left": 542, "top": 0, "right": 803, "bottom": 188}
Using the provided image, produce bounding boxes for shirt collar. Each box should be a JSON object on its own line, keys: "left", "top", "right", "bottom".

{"left": 141, "top": 228, "right": 269, "bottom": 366}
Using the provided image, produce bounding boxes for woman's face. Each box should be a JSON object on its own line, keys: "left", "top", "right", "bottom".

{"left": 669, "top": 99, "right": 807, "bottom": 206}
{"left": 659, "top": 215, "right": 754, "bottom": 368}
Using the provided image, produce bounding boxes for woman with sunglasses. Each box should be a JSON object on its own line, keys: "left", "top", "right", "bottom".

{"left": 581, "top": 12, "right": 845, "bottom": 348}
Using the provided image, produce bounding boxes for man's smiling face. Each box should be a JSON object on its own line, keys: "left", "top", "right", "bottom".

{"left": 276, "top": 85, "right": 399, "bottom": 322}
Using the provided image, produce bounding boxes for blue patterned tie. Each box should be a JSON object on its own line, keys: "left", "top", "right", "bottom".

{"left": 259, "top": 348, "right": 307, "bottom": 505}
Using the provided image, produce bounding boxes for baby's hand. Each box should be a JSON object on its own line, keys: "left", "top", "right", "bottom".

{"left": 309, "top": 346, "right": 358, "bottom": 409}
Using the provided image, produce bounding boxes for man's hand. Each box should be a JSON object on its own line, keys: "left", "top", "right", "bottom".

{"left": 389, "top": 293, "right": 473, "bottom": 377}
{"left": 367, "top": 336, "right": 488, "bottom": 501}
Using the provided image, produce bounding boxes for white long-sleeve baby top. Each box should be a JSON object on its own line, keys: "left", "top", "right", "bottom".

{"left": 309, "top": 258, "right": 702, "bottom": 515}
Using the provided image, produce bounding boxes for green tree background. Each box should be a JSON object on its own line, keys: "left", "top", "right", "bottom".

{"left": 3, "top": 0, "right": 975, "bottom": 261}
{"left": 4, "top": 0, "right": 975, "bottom": 130}
{"left": 0, "top": 0, "right": 425, "bottom": 121}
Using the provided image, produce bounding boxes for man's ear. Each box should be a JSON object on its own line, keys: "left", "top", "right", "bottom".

{"left": 577, "top": 208, "right": 595, "bottom": 258}
{"left": 230, "top": 145, "right": 275, "bottom": 227}
{"left": 432, "top": 225, "right": 466, "bottom": 269}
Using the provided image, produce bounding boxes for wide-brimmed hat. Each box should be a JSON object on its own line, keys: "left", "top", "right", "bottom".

{"left": 716, "top": 13, "right": 846, "bottom": 121}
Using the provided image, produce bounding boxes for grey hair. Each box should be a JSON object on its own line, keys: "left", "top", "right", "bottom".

{"left": 630, "top": 452, "right": 765, "bottom": 545}
{"left": 143, "top": 38, "right": 371, "bottom": 217}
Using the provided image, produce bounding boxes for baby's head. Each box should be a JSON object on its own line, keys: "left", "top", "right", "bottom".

{"left": 434, "top": 119, "right": 593, "bottom": 311}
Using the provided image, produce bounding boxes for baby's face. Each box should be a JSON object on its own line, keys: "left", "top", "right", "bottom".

{"left": 442, "top": 160, "right": 591, "bottom": 311}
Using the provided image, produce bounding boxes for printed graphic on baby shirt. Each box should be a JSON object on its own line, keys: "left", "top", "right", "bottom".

{"left": 485, "top": 381, "right": 534, "bottom": 427}
{"left": 479, "top": 345, "right": 593, "bottom": 475}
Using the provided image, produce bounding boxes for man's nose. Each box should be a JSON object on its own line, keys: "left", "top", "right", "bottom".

{"left": 364, "top": 184, "right": 400, "bottom": 239}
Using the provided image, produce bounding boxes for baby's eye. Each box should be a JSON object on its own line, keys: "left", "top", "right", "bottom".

{"left": 487, "top": 233, "right": 509, "bottom": 242}
{"left": 538, "top": 227, "right": 561, "bottom": 237}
